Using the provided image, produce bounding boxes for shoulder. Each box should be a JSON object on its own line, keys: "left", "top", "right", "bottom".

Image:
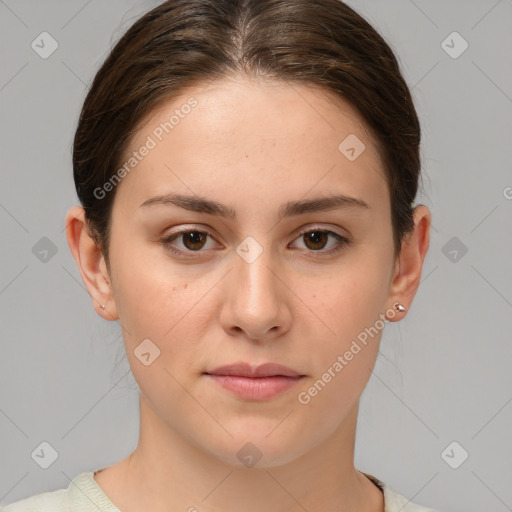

{"left": 1, "top": 488, "right": 69, "bottom": 512}
{"left": 382, "top": 483, "right": 440, "bottom": 512}
{"left": 0, "top": 471, "right": 118, "bottom": 512}
{"left": 363, "top": 472, "right": 440, "bottom": 512}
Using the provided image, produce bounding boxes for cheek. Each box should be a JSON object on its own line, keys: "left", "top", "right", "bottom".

{"left": 300, "top": 254, "right": 390, "bottom": 337}
{"left": 294, "top": 279, "right": 387, "bottom": 433}
{"left": 111, "top": 249, "right": 222, "bottom": 382}
{"left": 110, "top": 236, "right": 190, "bottom": 333}
{"left": 295, "top": 250, "right": 391, "bottom": 387}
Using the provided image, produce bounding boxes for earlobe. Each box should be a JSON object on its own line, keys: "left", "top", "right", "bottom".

{"left": 65, "top": 206, "right": 118, "bottom": 320}
{"left": 386, "top": 205, "right": 431, "bottom": 320}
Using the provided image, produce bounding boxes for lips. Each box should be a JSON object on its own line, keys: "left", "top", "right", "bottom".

{"left": 204, "top": 362, "right": 306, "bottom": 400}
{"left": 205, "top": 362, "right": 304, "bottom": 378}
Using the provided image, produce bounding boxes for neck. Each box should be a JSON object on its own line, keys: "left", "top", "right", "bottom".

{"left": 94, "top": 394, "right": 384, "bottom": 512}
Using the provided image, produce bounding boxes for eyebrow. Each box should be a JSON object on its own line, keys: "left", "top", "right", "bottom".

{"left": 139, "top": 192, "right": 369, "bottom": 219}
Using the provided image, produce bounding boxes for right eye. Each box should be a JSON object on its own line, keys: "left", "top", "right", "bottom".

{"left": 161, "top": 228, "right": 219, "bottom": 256}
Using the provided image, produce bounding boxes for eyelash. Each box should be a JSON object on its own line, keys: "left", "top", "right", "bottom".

{"left": 161, "top": 225, "right": 351, "bottom": 258}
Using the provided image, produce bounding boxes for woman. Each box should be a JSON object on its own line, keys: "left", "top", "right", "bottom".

{"left": 2, "top": 0, "right": 437, "bottom": 510}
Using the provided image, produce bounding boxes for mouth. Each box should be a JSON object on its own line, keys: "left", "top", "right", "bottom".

{"left": 205, "top": 362, "right": 304, "bottom": 378}
{"left": 203, "top": 362, "right": 306, "bottom": 401}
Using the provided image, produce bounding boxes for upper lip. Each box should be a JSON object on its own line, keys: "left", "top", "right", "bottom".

{"left": 205, "top": 362, "right": 304, "bottom": 378}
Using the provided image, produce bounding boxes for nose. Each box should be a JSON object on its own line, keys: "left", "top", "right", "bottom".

{"left": 218, "top": 240, "right": 292, "bottom": 342}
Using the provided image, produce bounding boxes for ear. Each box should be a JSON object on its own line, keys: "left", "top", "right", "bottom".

{"left": 386, "top": 205, "right": 431, "bottom": 321}
{"left": 65, "top": 206, "right": 118, "bottom": 321}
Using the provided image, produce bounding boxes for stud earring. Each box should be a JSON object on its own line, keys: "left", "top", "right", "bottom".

{"left": 101, "top": 305, "right": 106, "bottom": 310}
{"left": 395, "top": 303, "right": 406, "bottom": 312}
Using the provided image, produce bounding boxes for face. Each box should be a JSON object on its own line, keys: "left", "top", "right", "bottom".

{"left": 102, "top": 76, "right": 399, "bottom": 467}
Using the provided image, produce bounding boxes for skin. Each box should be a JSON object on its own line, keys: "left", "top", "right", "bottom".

{"left": 66, "top": 75, "right": 430, "bottom": 512}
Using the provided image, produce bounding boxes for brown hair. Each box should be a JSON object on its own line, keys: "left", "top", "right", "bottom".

{"left": 73, "top": 0, "right": 422, "bottom": 274}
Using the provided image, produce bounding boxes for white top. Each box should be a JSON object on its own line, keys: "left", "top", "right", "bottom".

{"left": 0, "top": 470, "right": 439, "bottom": 511}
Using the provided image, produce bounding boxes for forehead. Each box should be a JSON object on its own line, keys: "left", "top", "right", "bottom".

{"left": 138, "top": 75, "right": 379, "bottom": 149}
{"left": 115, "top": 75, "right": 388, "bottom": 212}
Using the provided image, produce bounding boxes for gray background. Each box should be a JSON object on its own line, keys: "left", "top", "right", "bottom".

{"left": 1, "top": 0, "right": 511, "bottom": 510}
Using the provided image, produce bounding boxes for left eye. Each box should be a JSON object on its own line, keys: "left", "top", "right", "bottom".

{"left": 161, "top": 228, "right": 350, "bottom": 256}
{"left": 292, "top": 228, "right": 349, "bottom": 254}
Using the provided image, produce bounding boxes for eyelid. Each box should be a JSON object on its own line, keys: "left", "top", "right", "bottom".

{"left": 162, "top": 224, "right": 216, "bottom": 239}
{"left": 162, "top": 223, "right": 349, "bottom": 239}
{"left": 294, "top": 223, "right": 347, "bottom": 238}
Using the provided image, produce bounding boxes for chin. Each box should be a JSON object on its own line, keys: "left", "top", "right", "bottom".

{"left": 199, "top": 426, "right": 313, "bottom": 470}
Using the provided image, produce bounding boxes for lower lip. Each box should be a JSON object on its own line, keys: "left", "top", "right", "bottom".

{"left": 205, "top": 374, "right": 304, "bottom": 400}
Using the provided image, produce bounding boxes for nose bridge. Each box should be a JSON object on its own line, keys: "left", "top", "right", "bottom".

{"left": 234, "top": 233, "right": 280, "bottom": 305}
{"left": 220, "top": 233, "right": 288, "bottom": 338}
